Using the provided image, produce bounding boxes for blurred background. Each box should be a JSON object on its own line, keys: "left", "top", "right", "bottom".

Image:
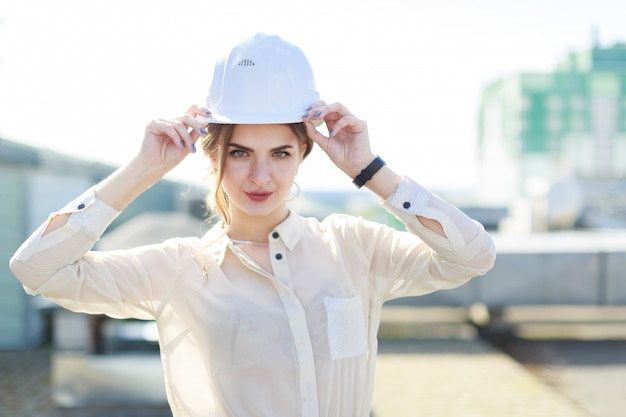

{"left": 2, "top": 1, "right": 626, "bottom": 416}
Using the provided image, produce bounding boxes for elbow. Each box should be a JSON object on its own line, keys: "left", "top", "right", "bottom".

{"left": 456, "top": 232, "right": 497, "bottom": 277}
{"left": 9, "top": 254, "right": 32, "bottom": 289}
{"left": 477, "top": 235, "right": 497, "bottom": 275}
{"left": 9, "top": 252, "right": 26, "bottom": 281}
{"left": 9, "top": 253, "right": 44, "bottom": 294}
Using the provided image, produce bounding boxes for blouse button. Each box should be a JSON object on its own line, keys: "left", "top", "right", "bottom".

{"left": 272, "top": 231, "right": 279, "bottom": 239}
{"left": 275, "top": 253, "right": 283, "bottom": 260}
{"left": 77, "top": 203, "right": 86, "bottom": 210}
{"left": 403, "top": 201, "right": 411, "bottom": 209}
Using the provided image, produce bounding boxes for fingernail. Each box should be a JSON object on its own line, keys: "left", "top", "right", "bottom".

{"left": 200, "top": 128, "right": 207, "bottom": 135}
{"left": 328, "top": 129, "right": 333, "bottom": 136}
{"left": 191, "top": 143, "right": 197, "bottom": 153}
{"left": 179, "top": 140, "right": 185, "bottom": 148}
{"left": 314, "top": 111, "right": 322, "bottom": 117}
{"left": 204, "top": 109, "right": 211, "bottom": 114}
{"left": 305, "top": 106, "right": 312, "bottom": 111}
{"left": 302, "top": 112, "right": 309, "bottom": 118}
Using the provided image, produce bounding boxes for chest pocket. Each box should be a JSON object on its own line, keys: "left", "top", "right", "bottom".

{"left": 323, "top": 295, "right": 367, "bottom": 359}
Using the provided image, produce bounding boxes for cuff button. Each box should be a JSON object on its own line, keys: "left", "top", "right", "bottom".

{"left": 77, "top": 203, "right": 86, "bottom": 210}
{"left": 403, "top": 201, "right": 411, "bottom": 209}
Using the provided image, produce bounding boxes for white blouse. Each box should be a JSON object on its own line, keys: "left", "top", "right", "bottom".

{"left": 10, "top": 176, "right": 496, "bottom": 417}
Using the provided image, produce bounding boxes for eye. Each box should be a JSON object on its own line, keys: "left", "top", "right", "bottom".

{"left": 229, "top": 149, "right": 248, "bottom": 158}
{"left": 273, "top": 150, "right": 290, "bottom": 158}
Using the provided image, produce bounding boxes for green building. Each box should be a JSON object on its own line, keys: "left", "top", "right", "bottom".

{"left": 477, "top": 41, "right": 626, "bottom": 227}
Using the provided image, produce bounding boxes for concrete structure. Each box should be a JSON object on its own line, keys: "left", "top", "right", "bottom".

{"left": 390, "top": 230, "right": 626, "bottom": 313}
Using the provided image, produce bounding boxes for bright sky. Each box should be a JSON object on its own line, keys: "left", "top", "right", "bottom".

{"left": 1, "top": 0, "right": 625, "bottom": 197}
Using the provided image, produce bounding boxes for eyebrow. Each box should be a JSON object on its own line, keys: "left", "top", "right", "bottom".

{"left": 228, "top": 143, "right": 295, "bottom": 152}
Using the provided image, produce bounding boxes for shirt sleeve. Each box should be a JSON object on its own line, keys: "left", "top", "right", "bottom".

{"left": 372, "top": 175, "right": 496, "bottom": 300}
{"left": 9, "top": 187, "right": 182, "bottom": 320}
{"left": 13, "top": 187, "right": 121, "bottom": 260}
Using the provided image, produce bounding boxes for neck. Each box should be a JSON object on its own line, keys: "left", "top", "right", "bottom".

{"left": 226, "top": 225, "right": 273, "bottom": 244}
{"left": 227, "top": 208, "right": 289, "bottom": 242}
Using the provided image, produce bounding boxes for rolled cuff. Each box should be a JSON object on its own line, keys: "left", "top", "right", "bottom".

{"left": 13, "top": 187, "right": 121, "bottom": 260}
{"left": 51, "top": 187, "right": 121, "bottom": 238}
{"left": 381, "top": 176, "right": 475, "bottom": 251}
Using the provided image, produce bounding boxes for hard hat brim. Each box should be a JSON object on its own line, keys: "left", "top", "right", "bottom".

{"left": 197, "top": 114, "right": 324, "bottom": 127}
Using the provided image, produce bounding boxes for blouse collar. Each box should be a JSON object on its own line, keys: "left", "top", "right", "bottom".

{"left": 201, "top": 210, "right": 307, "bottom": 265}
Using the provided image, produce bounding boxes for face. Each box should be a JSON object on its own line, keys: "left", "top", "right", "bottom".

{"left": 213, "top": 124, "right": 306, "bottom": 227}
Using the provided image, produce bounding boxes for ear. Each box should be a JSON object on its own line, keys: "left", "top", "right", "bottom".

{"left": 299, "top": 142, "right": 307, "bottom": 162}
{"left": 209, "top": 153, "right": 218, "bottom": 170}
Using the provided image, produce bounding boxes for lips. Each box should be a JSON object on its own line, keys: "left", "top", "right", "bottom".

{"left": 245, "top": 191, "right": 273, "bottom": 202}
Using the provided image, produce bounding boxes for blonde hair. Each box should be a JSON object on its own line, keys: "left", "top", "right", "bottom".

{"left": 199, "top": 123, "right": 313, "bottom": 225}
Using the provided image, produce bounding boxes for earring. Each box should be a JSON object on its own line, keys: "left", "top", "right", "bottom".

{"left": 287, "top": 182, "right": 301, "bottom": 201}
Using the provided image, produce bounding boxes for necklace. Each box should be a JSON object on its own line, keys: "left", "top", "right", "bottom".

{"left": 230, "top": 238, "right": 269, "bottom": 247}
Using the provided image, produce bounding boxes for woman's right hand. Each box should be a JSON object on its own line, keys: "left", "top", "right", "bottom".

{"left": 138, "top": 105, "right": 210, "bottom": 174}
{"left": 88, "top": 105, "right": 211, "bottom": 212}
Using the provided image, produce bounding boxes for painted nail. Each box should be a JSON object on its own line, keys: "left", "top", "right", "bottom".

{"left": 302, "top": 112, "right": 309, "bottom": 118}
{"left": 204, "top": 110, "right": 211, "bottom": 114}
{"left": 191, "top": 143, "right": 197, "bottom": 153}
{"left": 314, "top": 111, "right": 322, "bottom": 117}
{"left": 200, "top": 128, "right": 207, "bottom": 135}
{"left": 328, "top": 129, "right": 334, "bottom": 136}
{"left": 179, "top": 140, "right": 185, "bottom": 148}
{"left": 305, "top": 106, "right": 312, "bottom": 111}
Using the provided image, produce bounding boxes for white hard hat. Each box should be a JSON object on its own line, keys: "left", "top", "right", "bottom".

{"left": 199, "top": 33, "right": 320, "bottom": 124}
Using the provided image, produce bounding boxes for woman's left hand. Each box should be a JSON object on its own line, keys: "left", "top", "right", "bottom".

{"left": 302, "top": 101, "right": 376, "bottom": 178}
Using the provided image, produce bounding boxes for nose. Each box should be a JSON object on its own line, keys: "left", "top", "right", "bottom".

{"left": 249, "top": 157, "right": 271, "bottom": 186}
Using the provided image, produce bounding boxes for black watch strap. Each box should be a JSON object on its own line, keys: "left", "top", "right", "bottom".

{"left": 352, "top": 156, "right": 386, "bottom": 188}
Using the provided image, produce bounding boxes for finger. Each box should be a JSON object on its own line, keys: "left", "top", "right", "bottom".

{"left": 186, "top": 104, "right": 202, "bottom": 115}
{"left": 302, "top": 100, "right": 332, "bottom": 121}
{"left": 180, "top": 113, "right": 208, "bottom": 136}
{"left": 304, "top": 120, "right": 329, "bottom": 152}
{"left": 310, "top": 102, "right": 354, "bottom": 121}
{"left": 176, "top": 119, "right": 202, "bottom": 153}
{"left": 154, "top": 119, "right": 196, "bottom": 153}
{"left": 304, "top": 100, "right": 327, "bottom": 114}
{"left": 186, "top": 103, "right": 213, "bottom": 124}
{"left": 173, "top": 114, "right": 209, "bottom": 152}
{"left": 326, "top": 115, "right": 365, "bottom": 138}
{"left": 185, "top": 104, "right": 211, "bottom": 117}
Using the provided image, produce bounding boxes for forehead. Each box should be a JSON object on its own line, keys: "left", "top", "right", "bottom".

{"left": 230, "top": 124, "right": 298, "bottom": 147}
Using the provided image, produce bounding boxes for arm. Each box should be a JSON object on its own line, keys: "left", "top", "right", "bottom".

{"left": 303, "top": 101, "right": 445, "bottom": 236}
{"left": 42, "top": 108, "right": 208, "bottom": 235}
{"left": 10, "top": 107, "right": 210, "bottom": 317}
{"left": 303, "top": 101, "right": 495, "bottom": 298}
{"left": 359, "top": 190, "right": 496, "bottom": 300}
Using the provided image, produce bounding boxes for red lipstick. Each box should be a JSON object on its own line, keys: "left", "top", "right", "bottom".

{"left": 245, "top": 192, "right": 272, "bottom": 202}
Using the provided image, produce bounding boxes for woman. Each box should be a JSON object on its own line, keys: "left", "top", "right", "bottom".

{"left": 10, "top": 34, "right": 496, "bottom": 417}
